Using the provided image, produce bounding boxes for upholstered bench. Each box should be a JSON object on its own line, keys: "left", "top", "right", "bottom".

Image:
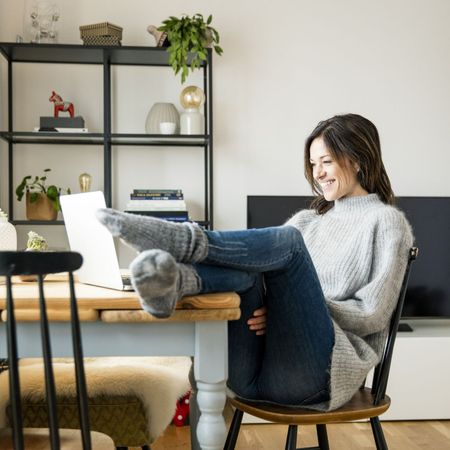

{"left": 0, "top": 356, "right": 191, "bottom": 450}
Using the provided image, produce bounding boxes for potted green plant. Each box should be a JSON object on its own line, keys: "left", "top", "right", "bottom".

{"left": 19, "top": 231, "right": 49, "bottom": 281}
{"left": 158, "top": 13, "right": 223, "bottom": 83}
{"left": 15, "top": 168, "right": 71, "bottom": 221}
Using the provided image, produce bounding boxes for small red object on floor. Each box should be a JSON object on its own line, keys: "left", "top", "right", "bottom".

{"left": 172, "top": 390, "right": 191, "bottom": 426}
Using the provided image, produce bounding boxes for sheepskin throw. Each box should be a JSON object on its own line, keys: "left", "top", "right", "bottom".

{"left": 0, "top": 356, "right": 191, "bottom": 441}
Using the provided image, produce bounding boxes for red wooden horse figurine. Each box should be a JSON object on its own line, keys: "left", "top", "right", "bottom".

{"left": 49, "top": 91, "right": 75, "bottom": 118}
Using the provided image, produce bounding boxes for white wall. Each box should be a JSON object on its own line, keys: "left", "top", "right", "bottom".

{"left": 1, "top": 0, "right": 450, "bottom": 264}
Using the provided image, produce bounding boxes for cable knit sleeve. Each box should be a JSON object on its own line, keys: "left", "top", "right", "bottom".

{"left": 284, "top": 208, "right": 318, "bottom": 232}
{"left": 326, "top": 208, "right": 414, "bottom": 337}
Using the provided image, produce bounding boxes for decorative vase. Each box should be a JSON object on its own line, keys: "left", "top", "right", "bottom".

{"left": 0, "top": 209, "right": 17, "bottom": 250}
{"left": 26, "top": 193, "right": 58, "bottom": 221}
{"left": 145, "top": 103, "right": 180, "bottom": 134}
{"left": 180, "top": 86, "right": 205, "bottom": 135}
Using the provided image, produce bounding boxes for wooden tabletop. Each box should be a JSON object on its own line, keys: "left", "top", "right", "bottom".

{"left": 0, "top": 275, "right": 241, "bottom": 323}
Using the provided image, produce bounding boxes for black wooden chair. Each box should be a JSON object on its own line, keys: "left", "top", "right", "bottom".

{"left": 0, "top": 250, "right": 114, "bottom": 450}
{"left": 224, "top": 247, "right": 418, "bottom": 450}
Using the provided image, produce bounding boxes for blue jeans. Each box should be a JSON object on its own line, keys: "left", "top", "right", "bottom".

{"left": 194, "top": 226, "right": 334, "bottom": 406}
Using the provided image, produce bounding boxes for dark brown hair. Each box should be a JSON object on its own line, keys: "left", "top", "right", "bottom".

{"left": 304, "top": 114, "right": 395, "bottom": 214}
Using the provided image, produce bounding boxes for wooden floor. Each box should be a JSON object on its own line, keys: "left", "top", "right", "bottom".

{"left": 150, "top": 420, "right": 450, "bottom": 450}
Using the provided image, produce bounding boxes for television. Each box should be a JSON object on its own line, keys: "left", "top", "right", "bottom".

{"left": 247, "top": 196, "right": 450, "bottom": 319}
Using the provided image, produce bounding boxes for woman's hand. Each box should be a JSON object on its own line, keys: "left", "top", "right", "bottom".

{"left": 247, "top": 306, "right": 267, "bottom": 335}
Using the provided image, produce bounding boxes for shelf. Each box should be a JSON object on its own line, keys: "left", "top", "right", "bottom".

{"left": 0, "top": 131, "right": 209, "bottom": 146}
{"left": 0, "top": 131, "right": 104, "bottom": 145}
{"left": 12, "top": 220, "right": 64, "bottom": 225}
{"left": 0, "top": 42, "right": 213, "bottom": 229}
{"left": 12, "top": 219, "right": 208, "bottom": 227}
{"left": 0, "top": 42, "right": 207, "bottom": 67}
{"left": 111, "top": 134, "right": 209, "bottom": 146}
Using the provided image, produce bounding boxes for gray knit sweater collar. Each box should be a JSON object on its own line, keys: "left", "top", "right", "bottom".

{"left": 332, "top": 193, "right": 380, "bottom": 213}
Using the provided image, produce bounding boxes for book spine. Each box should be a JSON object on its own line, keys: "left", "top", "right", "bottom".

{"left": 125, "top": 210, "right": 188, "bottom": 220}
{"left": 34, "top": 127, "right": 89, "bottom": 133}
{"left": 132, "top": 189, "right": 183, "bottom": 195}
{"left": 127, "top": 199, "right": 186, "bottom": 207}
{"left": 130, "top": 194, "right": 183, "bottom": 200}
{"left": 125, "top": 209, "right": 188, "bottom": 215}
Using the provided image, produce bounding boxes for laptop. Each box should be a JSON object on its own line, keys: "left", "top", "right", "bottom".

{"left": 60, "top": 191, "right": 134, "bottom": 291}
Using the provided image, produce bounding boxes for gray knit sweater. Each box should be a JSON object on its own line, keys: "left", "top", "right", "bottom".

{"left": 285, "top": 194, "right": 413, "bottom": 411}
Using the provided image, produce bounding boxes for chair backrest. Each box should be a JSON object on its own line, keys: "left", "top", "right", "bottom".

{"left": 0, "top": 251, "right": 91, "bottom": 450}
{"left": 371, "top": 247, "right": 419, "bottom": 405}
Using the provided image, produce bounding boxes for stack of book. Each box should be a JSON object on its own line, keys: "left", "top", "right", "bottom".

{"left": 35, "top": 116, "right": 88, "bottom": 133}
{"left": 125, "top": 189, "right": 188, "bottom": 222}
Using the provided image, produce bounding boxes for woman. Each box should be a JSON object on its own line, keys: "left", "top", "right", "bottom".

{"left": 96, "top": 114, "right": 413, "bottom": 411}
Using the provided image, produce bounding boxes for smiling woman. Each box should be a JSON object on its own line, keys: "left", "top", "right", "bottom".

{"left": 96, "top": 113, "right": 413, "bottom": 418}
{"left": 304, "top": 114, "right": 395, "bottom": 214}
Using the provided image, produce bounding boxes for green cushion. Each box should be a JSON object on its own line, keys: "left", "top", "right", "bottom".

{"left": 7, "top": 394, "right": 151, "bottom": 447}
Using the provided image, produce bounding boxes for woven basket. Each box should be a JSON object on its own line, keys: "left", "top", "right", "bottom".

{"left": 79, "top": 22, "right": 122, "bottom": 38}
{"left": 81, "top": 35, "right": 122, "bottom": 46}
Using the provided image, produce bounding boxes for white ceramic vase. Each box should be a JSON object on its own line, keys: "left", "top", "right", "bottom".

{"left": 145, "top": 103, "right": 180, "bottom": 134}
{"left": 0, "top": 210, "right": 17, "bottom": 251}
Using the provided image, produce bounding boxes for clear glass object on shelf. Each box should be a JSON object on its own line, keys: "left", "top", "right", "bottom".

{"left": 23, "top": 0, "right": 60, "bottom": 43}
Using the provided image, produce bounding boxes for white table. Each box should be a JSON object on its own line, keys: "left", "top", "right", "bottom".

{"left": 0, "top": 277, "right": 241, "bottom": 450}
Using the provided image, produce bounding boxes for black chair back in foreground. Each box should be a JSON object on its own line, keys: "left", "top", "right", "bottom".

{"left": 0, "top": 251, "right": 113, "bottom": 450}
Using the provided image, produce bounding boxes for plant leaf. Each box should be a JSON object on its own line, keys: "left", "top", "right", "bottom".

{"left": 46, "top": 185, "right": 58, "bottom": 200}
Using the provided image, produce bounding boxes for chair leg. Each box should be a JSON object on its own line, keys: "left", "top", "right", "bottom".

{"left": 316, "top": 424, "right": 330, "bottom": 450}
{"left": 370, "top": 417, "right": 389, "bottom": 450}
{"left": 285, "top": 425, "right": 298, "bottom": 450}
{"left": 223, "top": 409, "right": 244, "bottom": 450}
{"left": 141, "top": 445, "right": 151, "bottom": 450}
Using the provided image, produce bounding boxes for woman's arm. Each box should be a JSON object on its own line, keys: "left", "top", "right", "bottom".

{"left": 327, "top": 209, "right": 413, "bottom": 337}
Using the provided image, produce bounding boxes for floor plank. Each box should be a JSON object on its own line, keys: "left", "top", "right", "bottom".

{"left": 148, "top": 420, "right": 450, "bottom": 450}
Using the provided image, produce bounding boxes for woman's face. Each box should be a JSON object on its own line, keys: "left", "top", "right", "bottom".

{"left": 309, "top": 137, "right": 368, "bottom": 201}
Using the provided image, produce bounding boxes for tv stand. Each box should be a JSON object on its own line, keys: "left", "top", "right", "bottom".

{"left": 379, "top": 318, "right": 450, "bottom": 420}
{"left": 398, "top": 323, "right": 414, "bottom": 332}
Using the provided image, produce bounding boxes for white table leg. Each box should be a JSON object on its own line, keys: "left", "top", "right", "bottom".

{"left": 196, "top": 380, "right": 227, "bottom": 449}
{"left": 194, "top": 321, "right": 228, "bottom": 450}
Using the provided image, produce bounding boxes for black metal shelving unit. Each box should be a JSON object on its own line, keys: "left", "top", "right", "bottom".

{"left": 0, "top": 42, "right": 213, "bottom": 229}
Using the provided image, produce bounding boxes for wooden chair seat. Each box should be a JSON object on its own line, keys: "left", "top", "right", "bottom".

{"left": 0, "top": 427, "right": 114, "bottom": 450}
{"left": 229, "top": 388, "right": 390, "bottom": 425}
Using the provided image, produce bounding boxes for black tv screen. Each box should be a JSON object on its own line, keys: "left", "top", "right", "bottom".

{"left": 247, "top": 196, "right": 450, "bottom": 318}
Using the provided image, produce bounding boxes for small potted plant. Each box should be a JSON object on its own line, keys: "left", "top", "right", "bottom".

{"left": 15, "top": 168, "right": 71, "bottom": 221}
{"left": 157, "top": 13, "right": 223, "bottom": 83}
{"left": 19, "top": 231, "right": 49, "bottom": 281}
{"left": 25, "top": 230, "right": 49, "bottom": 252}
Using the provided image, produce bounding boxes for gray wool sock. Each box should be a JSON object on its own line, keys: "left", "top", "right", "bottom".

{"left": 130, "top": 249, "right": 201, "bottom": 318}
{"left": 96, "top": 208, "right": 208, "bottom": 263}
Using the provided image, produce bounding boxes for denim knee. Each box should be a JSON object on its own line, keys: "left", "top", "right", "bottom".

{"left": 236, "top": 271, "right": 263, "bottom": 295}
{"left": 279, "top": 225, "right": 305, "bottom": 253}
